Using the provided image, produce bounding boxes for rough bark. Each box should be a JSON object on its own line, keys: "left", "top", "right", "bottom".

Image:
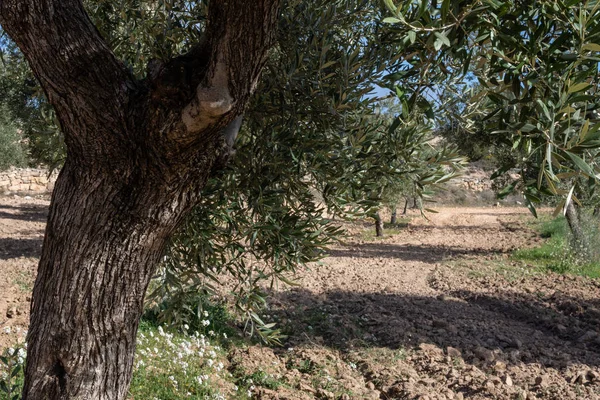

{"left": 0, "top": 0, "right": 281, "bottom": 399}
{"left": 565, "top": 201, "right": 590, "bottom": 257}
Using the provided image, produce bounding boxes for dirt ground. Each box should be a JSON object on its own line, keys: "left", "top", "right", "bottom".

{"left": 1, "top": 198, "right": 599, "bottom": 399}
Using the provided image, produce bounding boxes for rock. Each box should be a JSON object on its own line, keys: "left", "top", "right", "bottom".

{"left": 504, "top": 374, "right": 513, "bottom": 386}
{"left": 432, "top": 319, "right": 448, "bottom": 329}
{"left": 535, "top": 374, "right": 548, "bottom": 387}
{"left": 455, "top": 393, "right": 464, "bottom": 400}
{"left": 556, "top": 324, "right": 567, "bottom": 334}
{"left": 574, "top": 372, "right": 588, "bottom": 384}
{"left": 489, "top": 375, "right": 502, "bottom": 385}
{"left": 6, "top": 307, "right": 16, "bottom": 319}
{"left": 316, "top": 388, "right": 334, "bottom": 399}
{"left": 493, "top": 361, "right": 507, "bottom": 372}
{"left": 474, "top": 346, "right": 495, "bottom": 363}
{"left": 340, "top": 395, "right": 350, "bottom": 400}
{"left": 587, "top": 370, "right": 599, "bottom": 382}
{"left": 298, "top": 383, "right": 316, "bottom": 394}
{"left": 419, "top": 343, "right": 443, "bottom": 357}
{"left": 447, "top": 347, "right": 462, "bottom": 358}
{"left": 578, "top": 330, "right": 598, "bottom": 342}
{"left": 366, "top": 382, "right": 375, "bottom": 390}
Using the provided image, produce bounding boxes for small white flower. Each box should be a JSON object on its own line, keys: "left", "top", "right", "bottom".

{"left": 203, "top": 311, "right": 209, "bottom": 317}
{"left": 202, "top": 320, "right": 210, "bottom": 327}
{"left": 222, "top": 332, "right": 227, "bottom": 339}
{"left": 8, "top": 347, "right": 15, "bottom": 356}
{"left": 208, "top": 330, "right": 215, "bottom": 336}
{"left": 3, "top": 327, "right": 11, "bottom": 334}
{"left": 183, "top": 324, "right": 189, "bottom": 331}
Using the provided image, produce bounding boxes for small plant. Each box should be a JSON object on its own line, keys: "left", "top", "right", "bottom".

{"left": 0, "top": 345, "right": 26, "bottom": 400}
{"left": 514, "top": 214, "right": 600, "bottom": 279}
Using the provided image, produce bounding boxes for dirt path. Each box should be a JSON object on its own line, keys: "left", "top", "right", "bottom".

{"left": 260, "top": 207, "right": 600, "bottom": 399}
{"left": 1, "top": 200, "right": 599, "bottom": 399}
{"left": 0, "top": 196, "right": 47, "bottom": 349}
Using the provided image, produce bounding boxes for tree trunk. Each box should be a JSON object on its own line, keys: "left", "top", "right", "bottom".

{"left": 390, "top": 206, "right": 397, "bottom": 224}
{"left": 565, "top": 201, "right": 590, "bottom": 257}
{"left": 403, "top": 198, "right": 409, "bottom": 215}
{"left": 24, "top": 160, "right": 207, "bottom": 399}
{"left": 374, "top": 212, "right": 384, "bottom": 237}
{"left": 0, "top": 1, "right": 281, "bottom": 399}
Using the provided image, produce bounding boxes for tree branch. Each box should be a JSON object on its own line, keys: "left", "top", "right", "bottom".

{"left": 0, "top": 0, "right": 136, "bottom": 155}
{"left": 179, "top": 0, "right": 281, "bottom": 135}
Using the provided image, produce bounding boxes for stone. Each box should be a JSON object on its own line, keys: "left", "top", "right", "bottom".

{"left": 504, "top": 374, "right": 513, "bottom": 386}
{"left": 366, "top": 382, "right": 375, "bottom": 390}
{"left": 447, "top": 347, "right": 462, "bottom": 358}
{"left": 474, "top": 346, "right": 495, "bottom": 363}
{"left": 535, "top": 375, "right": 548, "bottom": 387}
{"left": 316, "top": 388, "right": 334, "bottom": 399}
{"left": 6, "top": 307, "right": 16, "bottom": 318}
{"left": 574, "top": 372, "right": 587, "bottom": 384}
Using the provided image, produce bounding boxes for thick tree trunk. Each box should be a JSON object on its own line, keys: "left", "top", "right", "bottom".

{"left": 24, "top": 160, "right": 208, "bottom": 399}
{"left": 0, "top": 0, "right": 281, "bottom": 399}
{"left": 565, "top": 202, "right": 590, "bottom": 257}
{"left": 390, "top": 206, "right": 397, "bottom": 224}
{"left": 374, "top": 212, "right": 384, "bottom": 237}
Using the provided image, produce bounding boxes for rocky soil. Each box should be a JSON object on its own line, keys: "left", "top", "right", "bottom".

{"left": 1, "top": 197, "right": 599, "bottom": 399}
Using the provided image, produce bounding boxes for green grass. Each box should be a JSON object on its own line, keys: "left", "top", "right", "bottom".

{"left": 513, "top": 215, "right": 600, "bottom": 279}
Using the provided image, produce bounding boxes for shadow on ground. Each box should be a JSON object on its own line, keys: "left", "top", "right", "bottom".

{"left": 0, "top": 204, "right": 49, "bottom": 223}
{"left": 0, "top": 237, "right": 44, "bottom": 260}
{"left": 268, "top": 287, "right": 600, "bottom": 370}
{"left": 327, "top": 242, "right": 507, "bottom": 262}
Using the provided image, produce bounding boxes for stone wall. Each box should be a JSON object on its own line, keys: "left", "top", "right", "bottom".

{"left": 0, "top": 167, "right": 58, "bottom": 194}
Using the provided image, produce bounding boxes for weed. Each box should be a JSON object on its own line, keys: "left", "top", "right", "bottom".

{"left": 513, "top": 214, "right": 600, "bottom": 279}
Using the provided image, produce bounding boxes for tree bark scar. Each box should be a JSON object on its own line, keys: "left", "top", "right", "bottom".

{"left": 51, "top": 359, "right": 68, "bottom": 395}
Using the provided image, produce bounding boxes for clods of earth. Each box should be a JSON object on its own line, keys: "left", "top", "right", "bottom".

{"left": 1, "top": 198, "right": 598, "bottom": 399}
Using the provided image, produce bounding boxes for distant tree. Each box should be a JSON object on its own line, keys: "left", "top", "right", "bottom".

{"left": 382, "top": 0, "right": 600, "bottom": 250}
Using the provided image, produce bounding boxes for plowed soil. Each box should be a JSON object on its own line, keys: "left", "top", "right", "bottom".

{"left": 1, "top": 198, "right": 599, "bottom": 399}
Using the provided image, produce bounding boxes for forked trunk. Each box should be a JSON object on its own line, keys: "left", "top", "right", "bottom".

{"left": 0, "top": 0, "right": 281, "bottom": 398}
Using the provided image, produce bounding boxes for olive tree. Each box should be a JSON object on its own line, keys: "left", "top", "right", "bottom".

{"left": 0, "top": 1, "right": 281, "bottom": 398}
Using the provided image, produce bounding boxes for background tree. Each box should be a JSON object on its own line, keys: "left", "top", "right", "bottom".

{"left": 382, "top": 0, "right": 600, "bottom": 253}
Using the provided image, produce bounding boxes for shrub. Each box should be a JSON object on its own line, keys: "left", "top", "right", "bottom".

{"left": 0, "top": 117, "right": 28, "bottom": 171}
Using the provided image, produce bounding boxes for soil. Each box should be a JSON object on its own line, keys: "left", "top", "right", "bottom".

{"left": 1, "top": 197, "right": 599, "bottom": 399}
{"left": 0, "top": 195, "right": 47, "bottom": 349}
